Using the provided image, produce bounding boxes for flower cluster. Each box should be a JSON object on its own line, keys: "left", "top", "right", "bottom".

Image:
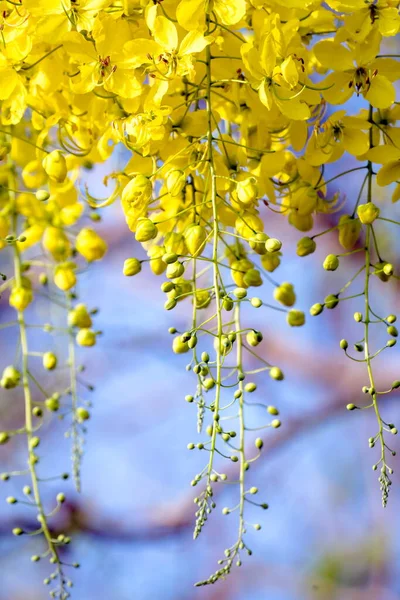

{"left": 0, "top": 0, "right": 400, "bottom": 595}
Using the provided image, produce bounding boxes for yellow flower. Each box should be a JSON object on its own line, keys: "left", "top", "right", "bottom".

{"left": 313, "top": 31, "right": 398, "bottom": 109}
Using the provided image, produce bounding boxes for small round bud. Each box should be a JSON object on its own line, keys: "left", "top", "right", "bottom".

{"left": 387, "top": 339, "right": 397, "bottom": 348}
{"left": 324, "top": 294, "right": 339, "bottom": 309}
{"left": 244, "top": 382, "right": 256, "bottom": 393}
{"left": 35, "top": 190, "right": 50, "bottom": 202}
{"left": 310, "top": 303, "right": 324, "bottom": 316}
{"left": 323, "top": 254, "right": 339, "bottom": 271}
{"left": 249, "top": 486, "right": 258, "bottom": 494}
{"left": 6, "top": 496, "right": 17, "bottom": 504}
{"left": 42, "top": 352, "right": 57, "bottom": 371}
{"left": 346, "top": 403, "right": 356, "bottom": 411}
{"left": 185, "top": 395, "right": 194, "bottom": 403}
{"left": 255, "top": 438, "right": 263, "bottom": 449}
{"left": 340, "top": 339, "right": 348, "bottom": 350}
{"left": 162, "top": 252, "right": 178, "bottom": 264}
{"left": 383, "top": 263, "right": 394, "bottom": 276}
{"left": 390, "top": 427, "right": 398, "bottom": 435}
{"left": 271, "top": 419, "right": 281, "bottom": 428}
{"left": 267, "top": 406, "right": 279, "bottom": 415}
{"left": 187, "top": 443, "right": 195, "bottom": 450}
{"left": 123, "top": 258, "right": 141, "bottom": 277}
{"left": 31, "top": 555, "right": 40, "bottom": 562}
{"left": 392, "top": 380, "right": 400, "bottom": 389}
{"left": 12, "top": 528, "right": 23, "bottom": 536}
{"left": 387, "top": 315, "right": 397, "bottom": 324}
{"left": 250, "top": 297, "right": 262, "bottom": 308}
{"left": 222, "top": 296, "right": 234, "bottom": 311}
{"left": 76, "top": 407, "right": 90, "bottom": 422}
{"left": 265, "top": 238, "right": 282, "bottom": 253}
{"left": 56, "top": 493, "right": 66, "bottom": 504}
{"left": 354, "top": 312, "right": 363, "bottom": 322}
{"left": 269, "top": 366, "right": 284, "bottom": 381}
{"left": 233, "top": 287, "right": 247, "bottom": 300}
{"left": 0, "top": 432, "right": 10, "bottom": 445}
{"left": 201, "top": 352, "right": 209, "bottom": 363}
{"left": 287, "top": 309, "right": 305, "bottom": 327}
{"left": 387, "top": 325, "right": 398, "bottom": 337}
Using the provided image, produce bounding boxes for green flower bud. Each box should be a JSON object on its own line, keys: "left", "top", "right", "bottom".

{"left": 0, "top": 432, "right": 10, "bottom": 445}
{"left": 173, "top": 336, "right": 189, "bottom": 354}
{"left": 249, "top": 486, "right": 258, "bottom": 494}
{"left": 6, "top": 496, "right": 17, "bottom": 504}
{"left": 162, "top": 252, "right": 178, "bottom": 264}
{"left": 12, "top": 528, "right": 23, "bottom": 536}
{"left": 296, "top": 237, "right": 316, "bottom": 257}
{"left": 45, "top": 397, "right": 60, "bottom": 412}
{"left": 354, "top": 312, "right": 363, "bottom": 322}
{"left": 222, "top": 296, "right": 234, "bottom": 311}
{"left": 243, "top": 268, "right": 262, "bottom": 288}
{"left": 387, "top": 339, "right": 396, "bottom": 348}
{"left": 338, "top": 214, "right": 361, "bottom": 250}
{"left": 1, "top": 366, "right": 21, "bottom": 389}
{"left": 346, "top": 403, "right": 356, "bottom": 410}
{"left": 203, "top": 378, "right": 215, "bottom": 390}
{"left": 265, "top": 238, "right": 282, "bottom": 253}
{"left": 42, "top": 352, "right": 57, "bottom": 371}
{"left": 387, "top": 315, "right": 397, "bottom": 324}
{"left": 274, "top": 282, "right": 295, "bottom": 307}
{"left": 249, "top": 232, "right": 269, "bottom": 255}
{"left": 310, "top": 303, "right": 323, "bottom": 316}
{"left": 250, "top": 297, "right": 262, "bottom": 308}
{"left": 269, "top": 366, "right": 284, "bottom": 380}
{"left": 392, "top": 380, "right": 400, "bottom": 389}
{"left": 246, "top": 330, "right": 263, "bottom": 346}
{"left": 244, "top": 382, "right": 257, "bottom": 392}
{"left": 340, "top": 339, "right": 348, "bottom": 350}
{"left": 35, "top": 189, "right": 50, "bottom": 202}
{"left": 323, "top": 254, "right": 339, "bottom": 271}
{"left": 76, "top": 328, "right": 96, "bottom": 347}
{"left": 357, "top": 202, "right": 380, "bottom": 225}
{"left": 388, "top": 325, "right": 398, "bottom": 337}
{"left": 123, "top": 258, "right": 141, "bottom": 276}
{"left": 271, "top": 419, "right": 281, "bottom": 428}
{"left": 287, "top": 309, "right": 305, "bottom": 327}
{"left": 166, "top": 261, "right": 184, "bottom": 279}
{"left": 56, "top": 493, "right": 66, "bottom": 504}
{"left": 164, "top": 298, "right": 177, "bottom": 311}
{"left": 324, "top": 294, "right": 339, "bottom": 309}
{"left": 135, "top": 218, "right": 158, "bottom": 243}
{"left": 166, "top": 170, "right": 186, "bottom": 196}
{"left": 76, "top": 407, "right": 90, "bottom": 422}
{"left": 267, "top": 406, "right": 279, "bottom": 415}
{"left": 233, "top": 287, "right": 247, "bottom": 299}
{"left": 383, "top": 263, "right": 394, "bottom": 276}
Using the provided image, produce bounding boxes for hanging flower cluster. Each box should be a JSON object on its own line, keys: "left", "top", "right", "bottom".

{"left": 1, "top": 0, "right": 400, "bottom": 596}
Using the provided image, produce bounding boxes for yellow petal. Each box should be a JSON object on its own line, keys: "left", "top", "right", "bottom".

{"left": 153, "top": 16, "right": 178, "bottom": 51}
{"left": 365, "top": 75, "right": 395, "bottom": 109}
{"left": 365, "top": 145, "right": 400, "bottom": 164}
{"left": 179, "top": 31, "right": 210, "bottom": 56}
{"left": 313, "top": 41, "right": 354, "bottom": 71}
{"left": 342, "top": 129, "right": 370, "bottom": 156}
{"left": 376, "top": 161, "right": 400, "bottom": 186}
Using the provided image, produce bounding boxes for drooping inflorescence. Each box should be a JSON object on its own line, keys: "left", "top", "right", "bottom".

{"left": 0, "top": 0, "right": 400, "bottom": 594}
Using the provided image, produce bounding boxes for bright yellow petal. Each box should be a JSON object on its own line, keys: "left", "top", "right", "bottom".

{"left": 179, "top": 31, "right": 210, "bottom": 56}
{"left": 342, "top": 129, "right": 370, "bottom": 156}
{"left": 313, "top": 41, "right": 354, "bottom": 71}
{"left": 365, "top": 75, "right": 395, "bottom": 109}
{"left": 153, "top": 16, "right": 178, "bottom": 52}
{"left": 365, "top": 145, "right": 400, "bottom": 164}
{"left": 376, "top": 161, "right": 400, "bottom": 186}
